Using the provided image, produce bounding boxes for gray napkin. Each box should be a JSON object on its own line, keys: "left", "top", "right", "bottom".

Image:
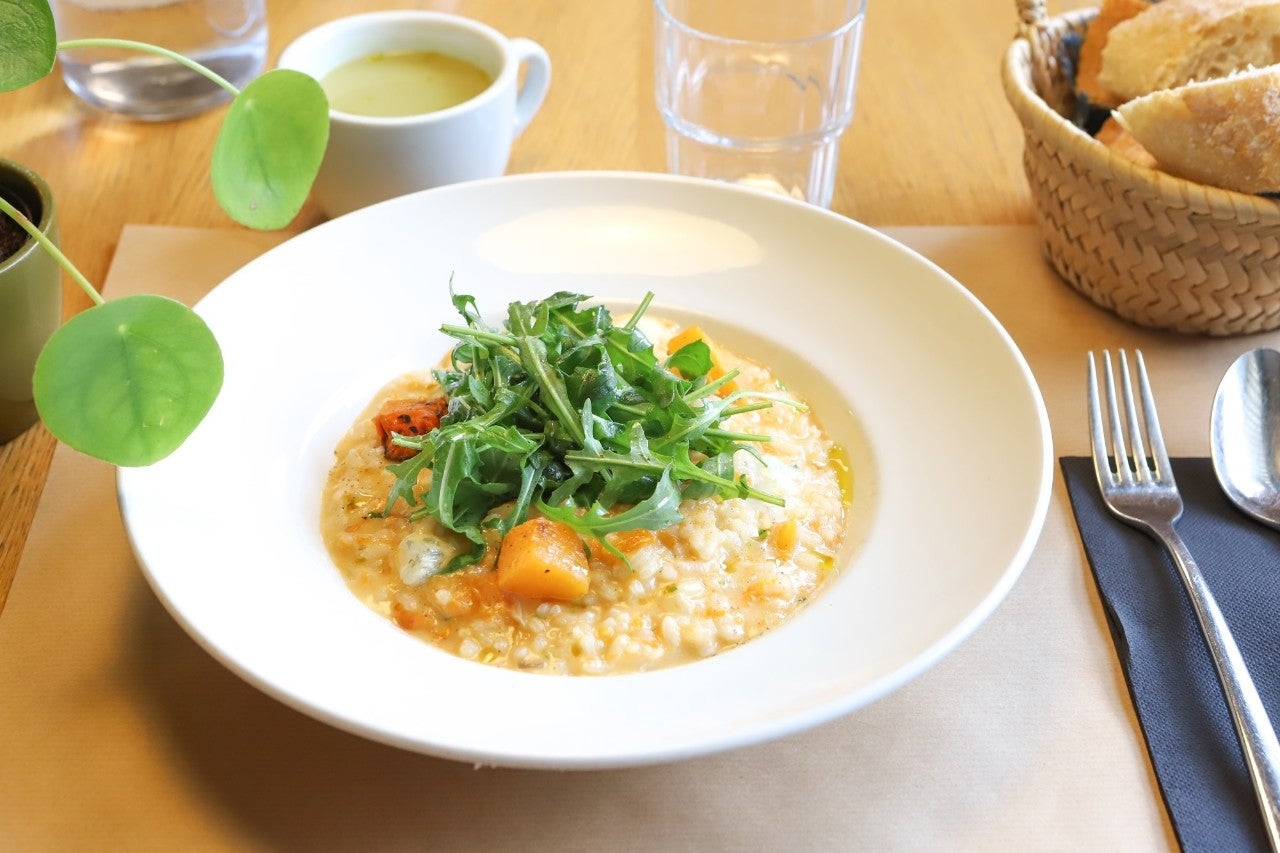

{"left": 1061, "top": 456, "right": 1280, "bottom": 853}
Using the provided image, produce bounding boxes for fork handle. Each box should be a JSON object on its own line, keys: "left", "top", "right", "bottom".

{"left": 1152, "top": 521, "right": 1280, "bottom": 850}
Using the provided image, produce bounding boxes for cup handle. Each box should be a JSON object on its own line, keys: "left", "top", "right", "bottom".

{"left": 509, "top": 38, "right": 551, "bottom": 138}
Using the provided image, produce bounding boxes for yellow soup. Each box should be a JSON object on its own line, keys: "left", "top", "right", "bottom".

{"left": 321, "top": 50, "right": 492, "bottom": 117}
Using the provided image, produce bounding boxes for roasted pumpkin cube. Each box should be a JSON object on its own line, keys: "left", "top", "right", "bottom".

{"left": 497, "top": 517, "right": 590, "bottom": 601}
{"left": 667, "top": 325, "right": 738, "bottom": 396}
{"left": 372, "top": 397, "right": 448, "bottom": 460}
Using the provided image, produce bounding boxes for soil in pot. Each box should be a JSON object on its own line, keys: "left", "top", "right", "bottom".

{"left": 0, "top": 188, "right": 36, "bottom": 263}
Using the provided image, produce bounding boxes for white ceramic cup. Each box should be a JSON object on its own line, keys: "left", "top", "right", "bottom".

{"left": 278, "top": 11, "right": 551, "bottom": 218}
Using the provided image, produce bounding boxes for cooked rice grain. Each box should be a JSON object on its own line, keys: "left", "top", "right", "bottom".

{"left": 320, "top": 324, "right": 847, "bottom": 675}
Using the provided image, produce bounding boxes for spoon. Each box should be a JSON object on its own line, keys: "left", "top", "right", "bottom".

{"left": 1211, "top": 348, "right": 1280, "bottom": 529}
{"left": 1209, "top": 346, "right": 1280, "bottom": 850}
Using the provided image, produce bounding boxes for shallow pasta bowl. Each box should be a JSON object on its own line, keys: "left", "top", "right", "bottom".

{"left": 116, "top": 171, "right": 1052, "bottom": 769}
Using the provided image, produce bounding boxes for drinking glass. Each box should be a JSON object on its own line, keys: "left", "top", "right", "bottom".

{"left": 653, "top": 0, "right": 866, "bottom": 208}
{"left": 51, "top": 0, "right": 268, "bottom": 121}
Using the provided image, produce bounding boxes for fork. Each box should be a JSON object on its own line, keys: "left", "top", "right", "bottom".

{"left": 1089, "top": 349, "right": 1280, "bottom": 850}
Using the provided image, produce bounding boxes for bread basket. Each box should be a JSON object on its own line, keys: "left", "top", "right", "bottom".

{"left": 1002, "top": 0, "right": 1280, "bottom": 336}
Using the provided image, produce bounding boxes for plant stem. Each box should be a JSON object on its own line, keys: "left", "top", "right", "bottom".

{"left": 623, "top": 292, "right": 654, "bottom": 332}
{"left": 440, "top": 324, "right": 516, "bottom": 346}
{"left": 685, "top": 369, "right": 740, "bottom": 401}
{"left": 0, "top": 194, "right": 102, "bottom": 306}
{"left": 57, "top": 38, "right": 240, "bottom": 95}
{"left": 723, "top": 401, "right": 773, "bottom": 416}
{"left": 704, "top": 428, "right": 769, "bottom": 442}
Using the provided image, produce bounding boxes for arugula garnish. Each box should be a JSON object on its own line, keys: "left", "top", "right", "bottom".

{"left": 384, "top": 290, "right": 798, "bottom": 572}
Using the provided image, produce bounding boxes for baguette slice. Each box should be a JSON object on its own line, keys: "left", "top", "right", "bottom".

{"left": 1098, "top": 0, "right": 1280, "bottom": 102}
{"left": 1114, "top": 64, "right": 1280, "bottom": 194}
{"left": 1095, "top": 116, "right": 1159, "bottom": 169}
{"left": 1076, "top": 0, "right": 1153, "bottom": 107}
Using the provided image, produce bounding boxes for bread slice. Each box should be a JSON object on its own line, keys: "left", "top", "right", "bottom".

{"left": 1098, "top": 0, "right": 1280, "bottom": 102}
{"left": 1114, "top": 64, "right": 1280, "bottom": 194}
{"left": 1095, "top": 116, "right": 1159, "bottom": 168}
{"left": 1076, "top": 0, "right": 1153, "bottom": 107}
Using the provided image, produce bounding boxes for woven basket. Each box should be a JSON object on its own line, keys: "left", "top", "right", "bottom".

{"left": 1002, "top": 0, "right": 1280, "bottom": 336}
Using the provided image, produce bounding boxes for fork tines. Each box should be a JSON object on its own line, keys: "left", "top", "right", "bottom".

{"left": 1088, "top": 349, "right": 1175, "bottom": 488}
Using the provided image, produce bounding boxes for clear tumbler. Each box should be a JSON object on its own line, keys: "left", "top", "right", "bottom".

{"left": 653, "top": 0, "right": 866, "bottom": 207}
{"left": 51, "top": 0, "right": 268, "bottom": 121}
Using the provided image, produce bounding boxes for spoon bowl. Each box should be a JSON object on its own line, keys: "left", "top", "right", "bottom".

{"left": 1211, "top": 347, "right": 1280, "bottom": 530}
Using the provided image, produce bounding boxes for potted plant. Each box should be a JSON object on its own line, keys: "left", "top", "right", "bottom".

{"left": 0, "top": 0, "right": 329, "bottom": 465}
{"left": 0, "top": 159, "right": 60, "bottom": 444}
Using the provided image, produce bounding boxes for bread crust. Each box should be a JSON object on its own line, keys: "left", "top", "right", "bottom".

{"left": 1077, "top": 0, "right": 1153, "bottom": 107}
{"left": 1115, "top": 65, "right": 1280, "bottom": 193}
{"left": 1095, "top": 116, "right": 1159, "bottom": 169}
{"left": 1098, "top": 0, "right": 1280, "bottom": 102}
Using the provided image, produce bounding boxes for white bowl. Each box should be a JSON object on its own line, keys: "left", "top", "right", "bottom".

{"left": 117, "top": 172, "right": 1052, "bottom": 769}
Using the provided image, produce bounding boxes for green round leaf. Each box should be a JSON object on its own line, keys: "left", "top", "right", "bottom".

{"left": 33, "top": 294, "right": 224, "bottom": 467}
{"left": 0, "top": 0, "right": 57, "bottom": 91}
{"left": 212, "top": 68, "right": 329, "bottom": 230}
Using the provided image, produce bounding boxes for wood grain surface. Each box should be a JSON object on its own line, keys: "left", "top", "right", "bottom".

{"left": 0, "top": 0, "right": 1092, "bottom": 613}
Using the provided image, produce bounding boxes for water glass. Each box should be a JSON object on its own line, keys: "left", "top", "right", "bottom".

{"left": 652, "top": 0, "right": 866, "bottom": 208}
{"left": 51, "top": 0, "right": 268, "bottom": 121}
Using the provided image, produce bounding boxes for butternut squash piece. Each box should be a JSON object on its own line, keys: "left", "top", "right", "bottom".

{"left": 770, "top": 517, "right": 799, "bottom": 555}
{"left": 372, "top": 397, "right": 448, "bottom": 460}
{"left": 667, "top": 325, "right": 738, "bottom": 396}
{"left": 588, "top": 528, "right": 657, "bottom": 565}
{"left": 497, "top": 517, "right": 590, "bottom": 601}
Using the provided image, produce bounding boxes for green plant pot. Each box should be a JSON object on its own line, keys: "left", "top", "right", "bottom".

{"left": 0, "top": 159, "right": 60, "bottom": 444}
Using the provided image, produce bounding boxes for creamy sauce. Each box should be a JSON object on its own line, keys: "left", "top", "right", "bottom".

{"left": 320, "top": 320, "right": 847, "bottom": 675}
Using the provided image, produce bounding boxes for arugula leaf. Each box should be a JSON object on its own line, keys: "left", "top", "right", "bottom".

{"left": 665, "top": 339, "right": 714, "bottom": 380}
{"left": 381, "top": 290, "right": 794, "bottom": 570}
{"left": 538, "top": 467, "right": 685, "bottom": 538}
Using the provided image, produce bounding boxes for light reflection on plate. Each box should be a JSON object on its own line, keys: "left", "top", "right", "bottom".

{"left": 476, "top": 204, "right": 763, "bottom": 276}
{"left": 116, "top": 172, "right": 1052, "bottom": 769}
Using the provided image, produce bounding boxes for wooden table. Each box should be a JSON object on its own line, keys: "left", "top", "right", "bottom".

{"left": 0, "top": 0, "right": 1090, "bottom": 611}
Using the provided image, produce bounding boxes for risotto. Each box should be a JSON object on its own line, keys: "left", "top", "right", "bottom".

{"left": 321, "top": 306, "right": 848, "bottom": 675}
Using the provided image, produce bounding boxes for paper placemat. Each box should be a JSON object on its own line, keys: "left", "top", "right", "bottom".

{"left": 0, "top": 223, "right": 1205, "bottom": 850}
